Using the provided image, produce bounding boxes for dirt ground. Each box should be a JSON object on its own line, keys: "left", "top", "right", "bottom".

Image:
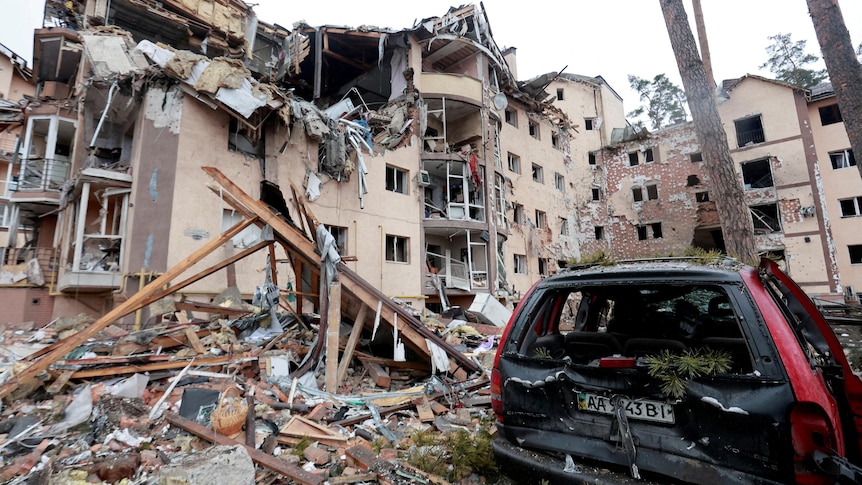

{"left": 833, "top": 323, "right": 862, "bottom": 373}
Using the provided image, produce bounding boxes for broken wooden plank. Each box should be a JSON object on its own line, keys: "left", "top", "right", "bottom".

{"left": 415, "top": 396, "right": 434, "bottom": 422}
{"left": 68, "top": 355, "right": 240, "bottom": 379}
{"left": 185, "top": 326, "right": 206, "bottom": 354}
{"left": 46, "top": 370, "right": 74, "bottom": 394}
{"left": 337, "top": 304, "right": 367, "bottom": 385}
{"left": 165, "top": 412, "right": 324, "bottom": 485}
{"left": 0, "top": 218, "right": 258, "bottom": 399}
{"left": 325, "top": 282, "right": 341, "bottom": 393}
{"left": 202, "top": 167, "right": 480, "bottom": 375}
{"left": 329, "top": 473, "right": 378, "bottom": 484}
{"left": 358, "top": 358, "right": 390, "bottom": 388}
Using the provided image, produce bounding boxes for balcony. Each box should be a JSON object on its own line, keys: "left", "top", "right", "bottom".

{"left": 420, "top": 73, "right": 482, "bottom": 104}
{"left": 425, "top": 228, "right": 489, "bottom": 293}
{"left": 423, "top": 159, "right": 486, "bottom": 223}
{"left": 17, "top": 157, "right": 70, "bottom": 192}
{"left": 0, "top": 247, "right": 58, "bottom": 287}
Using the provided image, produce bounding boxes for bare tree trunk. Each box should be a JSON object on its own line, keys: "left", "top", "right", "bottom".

{"left": 692, "top": 0, "right": 715, "bottom": 89}
{"left": 659, "top": 0, "right": 757, "bottom": 263}
{"left": 807, "top": 0, "right": 862, "bottom": 180}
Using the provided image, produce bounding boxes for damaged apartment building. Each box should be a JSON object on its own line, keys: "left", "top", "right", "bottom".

{"left": 1, "top": 0, "right": 622, "bottom": 325}
{"left": 578, "top": 74, "right": 862, "bottom": 303}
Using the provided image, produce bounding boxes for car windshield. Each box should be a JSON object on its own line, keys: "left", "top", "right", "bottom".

{"left": 515, "top": 283, "right": 753, "bottom": 373}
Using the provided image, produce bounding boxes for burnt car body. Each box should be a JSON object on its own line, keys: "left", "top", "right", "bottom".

{"left": 491, "top": 258, "right": 862, "bottom": 484}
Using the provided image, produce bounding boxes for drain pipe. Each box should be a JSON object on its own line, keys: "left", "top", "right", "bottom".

{"left": 90, "top": 80, "right": 119, "bottom": 148}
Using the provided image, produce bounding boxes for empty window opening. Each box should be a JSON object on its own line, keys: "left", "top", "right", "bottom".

{"left": 850, "top": 245, "right": 862, "bottom": 264}
{"left": 644, "top": 148, "right": 655, "bottom": 163}
{"left": 514, "top": 254, "right": 527, "bottom": 274}
{"left": 505, "top": 108, "right": 518, "bottom": 127}
{"left": 628, "top": 151, "right": 639, "bottom": 166}
{"left": 651, "top": 222, "right": 663, "bottom": 238}
{"left": 637, "top": 223, "right": 663, "bottom": 240}
{"left": 695, "top": 191, "right": 710, "bottom": 202}
{"left": 595, "top": 225, "right": 605, "bottom": 240}
{"left": 750, "top": 204, "right": 781, "bottom": 233}
{"left": 532, "top": 163, "right": 544, "bottom": 183}
{"left": 538, "top": 258, "right": 548, "bottom": 276}
{"left": 646, "top": 184, "right": 658, "bottom": 200}
{"left": 228, "top": 117, "right": 262, "bottom": 157}
{"left": 742, "top": 158, "right": 774, "bottom": 189}
{"left": 830, "top": 149, "right": 856, "bottom": 169}
{"left": 535, "top": 210, "right": 547, "bottom": 229}
{"left": 529, "top": 121, "right": 540, "bottom": 139}
{"left": 637, "top": 225, "right": 648, "bottom": 240}
{"left": 690, "top": 152, "right": 703, "bottom": 163}
{"left": 556, "top": 88, "right": 565, "bottom": 101}
{"left": 735, "top": 115, "right": 765, "bottom": 147}
{"left": 551, "top": 132, "right": 561, "bottom": 149}
{"left": 687, "top": 175, "right": 700, "bottom": 186}
{"left": 555, "top": 172, "right": 564, "bottom": 191}
{"left": 839, "top": 196, "right": 862, "bottom": 217}
{"left": 507, "top": 152, "right": 521, "bottom": 173}
{"left": 819, "top": 104, "right": 843, "bottom": 126}
{"left": 560, "top": 217, "right": 569, "bottom": 235}
{"left": 588, "top": 152, "right": 597, "bottom": 165}
{"left": 584, "top": 118, "right": 595, "bottom": 130}
{"left": 591, "top": 187, "right": 601, "bottom": 201}
{"left": 632, "top": 186, "right": 644, "bottom": 202}
{"left": 385, "top": 234, "right": 409, "bottom": 263}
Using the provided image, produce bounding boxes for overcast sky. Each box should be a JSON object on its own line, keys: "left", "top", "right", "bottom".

{"left": 1, "top": 1, "right": 860, "bottom": 116}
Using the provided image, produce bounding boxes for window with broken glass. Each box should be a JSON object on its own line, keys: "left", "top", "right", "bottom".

{"left": 554, "top": 172, "right": 564, "bottom": 192}
{"left": 507, "top": 152, "right": 521, "bottom": 173}
{"left": 505, "top": 108, "right": 518, "bottom": 127}
{"left": 385, "top": 235, "right": 409, "bottom": 263}
{"left": 532, "top": 163, "right": 544, "bottom": 183}
{"left": 535, "top": 210, "right": 547, "bottom": 229}
{"left": 628, "top": 151, "right": 639, "bottom": 167}
{"left": 529, "top": 121, "right": 540, "bottom": 139}
{"left": 830, "top": 149, "right": 856, "bottom": 170}
{"left": 819, "top": 104, "right": 843, "bottom": 126}
{"left": 386, "top": 165, "right": 408, "bottom": 194}
{"left": 327, "top": 225, "right": 348, "bottom": 255}
{"left": 750, "top": 204, "right": 781, "bottom": 233}
{"left": 839, "top": 197, "right": 862, "bottom": 217}
{"left": 514, "top": 254, "right": 527, "bottom": 274}
{"left": 513, "top": 204, "right": 525, "bottom": 225}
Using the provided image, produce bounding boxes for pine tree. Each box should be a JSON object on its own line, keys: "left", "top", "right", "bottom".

{"left": 760, "top": 33, "right": 827, "bottom": 89}
{"left": 626, "top": 74, "right": 688, "bottom": 130}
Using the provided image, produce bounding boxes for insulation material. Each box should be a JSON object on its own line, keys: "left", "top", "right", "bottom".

{"left": 165, "top": 49, "right": 205, "bottom": 79}
{"left": 82, "top": 34, "right": 149, "bottom": 78}
{"left": 194, "top": 58, "right": 251, "bottom": 94}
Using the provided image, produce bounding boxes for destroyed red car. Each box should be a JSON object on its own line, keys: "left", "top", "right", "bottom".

{"left": 491, "top": 258, "right": 862, "bottom": 484}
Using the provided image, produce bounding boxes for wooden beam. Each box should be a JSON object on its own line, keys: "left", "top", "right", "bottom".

{"left": 0, "top": 218, "right": 256, "bottom": 399}
{"left": 325, "top": 282, "right": 341, "bottom": 393}
{"left": 358, "top": 358, "right": 390, "bottom": 388}
{"left": 336, "top": 303, "right": 367, "bottom": 385}
{"left": 202, "top": 167, "right": 480, "bottom": 374}
{"left": 165, "top": 412, "right": 324, "bottom": 485}
{"left": 140, "top": 238, "right": 270, "bottom": 308}
{"left": 69, "top": 355, "right": 237, "bottom": 379}
{"left": 185, "top": 326, "right": 205, "bottom": 354}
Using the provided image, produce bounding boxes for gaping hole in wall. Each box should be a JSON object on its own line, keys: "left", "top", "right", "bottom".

{"left": 692, "top": 228, "right": 726, "bottom": 253}
{"left": 228, "top": 117, "right": 263, "bottom": 158}
{"left": 422, "top": 160, "right": 485, "bottom": 222}
{"left": 741, "top": 158, "right": 774, "bottom": 189}
{"left": 750, "top": 204, "right": 781, "bottom": 234}
{"left": 20, "top": 116, "right": 76, "bottom": 192}
{"left": 687, "top": 175, "right": 700, "bottom": 187}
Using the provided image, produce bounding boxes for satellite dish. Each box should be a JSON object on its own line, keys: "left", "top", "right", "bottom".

{"left": 493, "top": 92, "right": 508, "bottom": 110}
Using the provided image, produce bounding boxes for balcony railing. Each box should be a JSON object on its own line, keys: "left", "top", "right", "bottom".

{"left": 736, "top": 128, "right": 765, "bottom": 147}
{"left": 18, "top": 157, "right": 71, "bottom": 192}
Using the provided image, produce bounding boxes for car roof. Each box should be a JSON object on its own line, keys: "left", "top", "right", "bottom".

{"left": 544, "top": 257, "right": 748, "bottom": 286}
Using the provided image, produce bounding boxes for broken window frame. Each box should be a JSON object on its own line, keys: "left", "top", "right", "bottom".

{"left": 327, "top": 225, "right": 349, "bottom": 255}
{"left": 444, "top": 160, "right": 484, "bottom": 222}
{"left": 829, "top": 149, "right": 856, "bottom": 170}
{"left": 687, "top": 175, "right": 701, "bottom": 187}
{"left": 385, "top": 234, "right": 409, "bottom": 263}
{"left": 528, "top": 121, "right": 540, "bottom": 140}
{"left": 551, "top": 132, "right": 561, "bottom": 149}
{"left": 535, "top": 210, "right": 547, "bottom": 230}
{"left": 554, "top": 172, "right": 564, "bottom": 192}
{"left": 531, "top": 163, "right": 544, "bottom": 184}
{"left": 223, "top": 209, "right": 263, "bottom": 249}
{"left": 750, "top": 204, "right": 782, "bottom": 233}
{"left": 839, "top": 196, "right": 862, "bottom": 218}
{"left": 494, "top": 173, "right": 507, "bottom": 228}
{"left": 560, "top": 217, "right": 569, "bottom": 236}
{"left": 505, "top": 108, "right": 518, "bottom": 127}
{"left": 513, "top": 203, "right": 525, "bottom": 225}
{"left": 386, "top": 165, "right": 408, "bottom": 195}
{"left": 514, "top": 253, "right": 527, "bottom": 274}
{"left": 19, "top": 115, "right": 76, "bottom": 192}
{"left": 734, "top": 115, "right": 765, "bottom": 147}
{"left": 741, "top": 158, "right": 774, "bottom": 190}
{"left": 507, "top": 152, "right": 521, "bottom": 174}
{"left": 68, "top": 182, "right": 129, "bottom": 275}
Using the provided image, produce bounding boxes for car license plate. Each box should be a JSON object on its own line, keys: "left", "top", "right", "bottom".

{"left": 577, "top": 392, "right": 675, "bottom": 424}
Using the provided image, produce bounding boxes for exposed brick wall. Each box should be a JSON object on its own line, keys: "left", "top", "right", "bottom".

{"left": 0, "top": 288, "right": 55, "bottom": 326}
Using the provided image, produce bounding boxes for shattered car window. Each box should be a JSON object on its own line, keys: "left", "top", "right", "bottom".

{"left": 514, "top": 284, "right": 753, "bottom": 373}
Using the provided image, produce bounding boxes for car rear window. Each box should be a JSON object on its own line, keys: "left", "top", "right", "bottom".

{"left": 514, "top": 283, "right": 754, "bottom": 373}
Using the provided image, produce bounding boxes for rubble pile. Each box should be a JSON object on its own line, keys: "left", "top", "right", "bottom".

{"left": 0, "top": 293, "right": 505, "bottom": 485}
